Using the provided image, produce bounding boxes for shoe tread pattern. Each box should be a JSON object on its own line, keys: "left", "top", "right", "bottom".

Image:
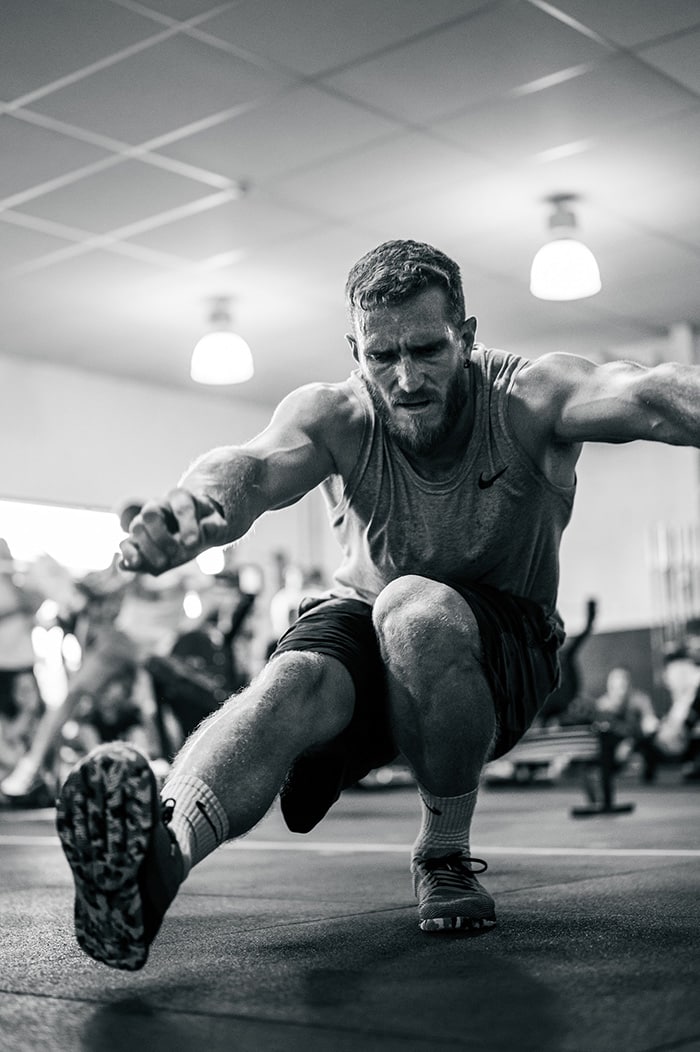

{"left": 56, "top": 743, "right": 156, "bottom": 971}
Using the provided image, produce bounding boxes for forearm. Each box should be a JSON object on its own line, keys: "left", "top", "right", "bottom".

{"left": 641, "top": 363, "right": 700, "bottom": 447}
{"left": 178, "top": 446, "right": 267, "bottom": 542}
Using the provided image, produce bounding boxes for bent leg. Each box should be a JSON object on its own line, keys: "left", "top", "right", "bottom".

{"left": 373, "top": 575, "right": 496, "bottom": 795}
{"left": 373, "top": 575, "right": 497, "bottom": 932}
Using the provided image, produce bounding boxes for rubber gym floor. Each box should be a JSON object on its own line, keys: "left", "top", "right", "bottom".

{"left": 0, "top": 768, "right": 698, "bottom": 1052}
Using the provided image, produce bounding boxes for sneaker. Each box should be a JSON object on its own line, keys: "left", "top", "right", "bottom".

{"left": 411, "top": 852, "right": 496, "bottom": 932}
{"left": 55, "top": 742, "right": 183, "bottom": 971}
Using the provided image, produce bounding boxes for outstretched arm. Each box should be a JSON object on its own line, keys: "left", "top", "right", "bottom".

{"left": 518, "top": 354, "right": 700, "bottom": 449}
{"left": 120, "top": 383, "right": 345, "bottom": 575}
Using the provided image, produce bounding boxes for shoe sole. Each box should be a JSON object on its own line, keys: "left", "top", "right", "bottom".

{"left": 420, "top": 916, "right": 497, "bottom": 933}
{"left": 55, "top": 743, "right": 157, "bottom": 971}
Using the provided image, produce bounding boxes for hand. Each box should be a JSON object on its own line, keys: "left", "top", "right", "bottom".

{"left": 119, "top": 490, "right": 228, "bottom": 575}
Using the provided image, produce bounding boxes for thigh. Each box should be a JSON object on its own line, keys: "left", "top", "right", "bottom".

{"left": 271, "top": 597, "right": 397, "bottom": 832}
{"left": 451, "top": 582, "right": 562, "bottom": 759}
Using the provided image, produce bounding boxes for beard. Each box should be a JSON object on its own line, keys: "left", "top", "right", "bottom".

{"left": 363, "top": 368, "right": 470, "bottom": 456}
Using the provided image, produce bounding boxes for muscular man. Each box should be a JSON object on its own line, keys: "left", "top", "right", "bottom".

{"left": 56, "top": 240, "right": 700, "bottom": 970}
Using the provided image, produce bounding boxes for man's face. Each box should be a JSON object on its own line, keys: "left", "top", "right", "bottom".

{"left": 347, "top": 287, "right": 476, "bottom": 457}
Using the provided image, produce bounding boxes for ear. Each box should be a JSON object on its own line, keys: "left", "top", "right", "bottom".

{"left": 345, "top": 332, "right": 360, "bottom": 363}
{"left": 461, "top": 316, "right": 477, "bottom": 358}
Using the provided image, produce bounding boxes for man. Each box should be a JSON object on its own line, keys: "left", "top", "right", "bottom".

{"left": 593, "top": 665, "right": 659, "bottom": 781}
{"left": 56, "top": 240, "right": 700, "bottom": 971}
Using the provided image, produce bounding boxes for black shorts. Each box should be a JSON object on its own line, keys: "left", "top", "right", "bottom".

{"left": 271, "top": 582, "right": 562, "bottom": 833}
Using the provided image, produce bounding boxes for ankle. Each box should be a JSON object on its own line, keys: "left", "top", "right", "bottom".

{"left": 161, "top": 773, "right": 229, "bottom": 878}
{"left": 412, "top": 784, "right": 479, "bottom": 862}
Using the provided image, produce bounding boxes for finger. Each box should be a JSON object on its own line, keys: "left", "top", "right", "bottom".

{"left": 118, "top": 538, "right": 144, "bottom": 572}
{"left": 131, "top": 505, "right": 181, "bottom": 572}
{"left": 118, "top": 534, "right": 170, "bottom": 576}
{"left": 166, "top": 489, "right": 202, "bottom": 546}
{"left": 189, "top": 493, "right": 227, "bottom": 537}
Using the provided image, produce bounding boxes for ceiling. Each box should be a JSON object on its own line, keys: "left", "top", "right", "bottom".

{"left": 2, "top": 0, "right": 700, "bottom": 409}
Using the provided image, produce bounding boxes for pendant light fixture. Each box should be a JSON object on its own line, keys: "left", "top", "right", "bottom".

{"left": 190, "top": 297, "right": 254, "bottom": 385}
{"left": 530, "top": 194, "right": 601, "bottom": 301}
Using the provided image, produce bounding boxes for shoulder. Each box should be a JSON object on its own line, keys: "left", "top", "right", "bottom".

{"left": 511, "top": 353, "right": 592, "bottom": 406}
{"left": 503, "top": 353, "right": 590, "bottom": 484}
{"left": 270, "top": 378, "right": 364, "bottom": 433}
{"left": 509, "top": 352, "right": 606, "bottom": 442}
{"left": 266, "top": 377, "right": 367, "bottom": 475}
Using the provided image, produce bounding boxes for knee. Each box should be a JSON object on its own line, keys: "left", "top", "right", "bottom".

{"left": 260, "top": 651, "right": 354, "bottom": 741}
{"left": 373, "top": 576, "right": 480, "bottom": 663}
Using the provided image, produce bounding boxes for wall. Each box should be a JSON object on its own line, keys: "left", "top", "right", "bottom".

{"left": 558, "top": 439, "right": 698, "bottom": 635}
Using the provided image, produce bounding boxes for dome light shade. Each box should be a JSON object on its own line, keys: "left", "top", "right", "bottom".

{"left": 530, "top": 195, "right": 601, "bottom": 301}
{"left": 530, "top": 237, "right": 601, "bottom": 301}
{"left": 190, "top": 297, "right": 254, "bottom": 384}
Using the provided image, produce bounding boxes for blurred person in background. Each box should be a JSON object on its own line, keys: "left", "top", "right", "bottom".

{"left": 593, "top": 664, "right": 659, "bottom": 782}
{"left": 0, "top": 539, "right": 46, "bottom": 788}
{"left": 1, "top": 506, "right": 189, "bottom": 801}
{"left": 655, "top": 646, "right": 700, "bottom": 780}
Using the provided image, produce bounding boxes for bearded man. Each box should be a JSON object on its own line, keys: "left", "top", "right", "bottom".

{"left": 56, "top": 239, "right": 700, "bottom": 970}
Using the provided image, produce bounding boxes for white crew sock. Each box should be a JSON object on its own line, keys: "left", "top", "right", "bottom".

{"left": 412, "top": 784, "right": 479, "bottom": 862}
{"left": 161, "top": 774, "right": 229, "bottom": 878}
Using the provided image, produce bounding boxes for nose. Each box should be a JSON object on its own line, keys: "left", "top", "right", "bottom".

{"left": 396, "top": 355, "right": 422, "bottom": 393}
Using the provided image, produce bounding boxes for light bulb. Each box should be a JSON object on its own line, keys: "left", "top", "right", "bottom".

{"left": 530, "top": 236, "right": 601, "bottom": 301}
{"left": 190, "top": 330, "right": 254, "bottom": 385}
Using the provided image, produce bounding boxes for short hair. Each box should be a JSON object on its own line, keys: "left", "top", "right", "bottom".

{"left": 345, "top": 240, "right": 465, "bottom": 328}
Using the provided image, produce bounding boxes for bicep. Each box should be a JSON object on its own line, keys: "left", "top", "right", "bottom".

{"left": 540, "top": 356, "right": 665, "bottom": 445}
{"left": 242, "top": 386, "right": 339, "bottom": 511}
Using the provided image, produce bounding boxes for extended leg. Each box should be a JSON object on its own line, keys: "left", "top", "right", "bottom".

{"left": 373, "top": 575, "right": 497, "bottom": 932}
{"left": 56, "top": 651, "right": 355, "bottom": 969}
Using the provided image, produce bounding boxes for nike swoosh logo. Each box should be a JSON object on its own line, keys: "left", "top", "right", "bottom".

{"left": 419, "top": 793, "right": 443, "bottom": 816}
{"left": 478, "top": 466, "right": 508, "bottom": 489}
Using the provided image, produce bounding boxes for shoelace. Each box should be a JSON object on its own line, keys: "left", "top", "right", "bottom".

{"left": 420, "top": 853, "right": 489, "bottom": 891}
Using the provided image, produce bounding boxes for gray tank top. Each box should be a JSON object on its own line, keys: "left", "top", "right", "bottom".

{"left": 321, "top": 347, "right": 575, "bottom": 635}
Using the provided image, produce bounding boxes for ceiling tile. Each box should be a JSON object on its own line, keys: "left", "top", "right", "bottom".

{"left": 530, "top": 106, "right": 700, "bottom": 240}
{"left": 133, "top": 1, "right": 231, "bottom": 19}
{"left": 445, "top": 270, "right": 619, "bottom": 352}
{"left": 125, "top": 193, "right": 320, "bottom": 259}
{"left": 593, "top": 245, "right": 700, "bottom": 330}
{"left": 231, "top": 226, "right": 386, "bottom": 312}
{"left": 639, "top": 26, "right": 700, "bottom": 95}
{"left": 270, "top": 132, "right": 498, "bottom": 220}
{"left": 0, "top": 116, "right": 111, "bottom": 199}
{"left": 15, "top": 160, "right": 217, "bottom": 235}
{"left": 197, "top": 0, "right": 489, "bottom": 76}
{"left": 323, "top": 2, "right": 610, "bottom": 123}
{"left": 159, "top": 85, "right": 399, "bottom": 183}
{"left": 545, "top": 0, "right": 700, "bottom": 48}
{"left": 2, "top": 248, "right": 181, "bottom": 327}
{"left": 0, "top": 219, "right": 75, "bottom": 271}
{"left": 0, "top": 0, "right": 159, "bottom": 101}
{"left": 433, "top": 55, "right": 692, "bottom": 164}
{"left": 31, "top": 34, "right": 293, "bottom": 145}
{"left": 350, "top": 167, "right": 549, "bottom": 278}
